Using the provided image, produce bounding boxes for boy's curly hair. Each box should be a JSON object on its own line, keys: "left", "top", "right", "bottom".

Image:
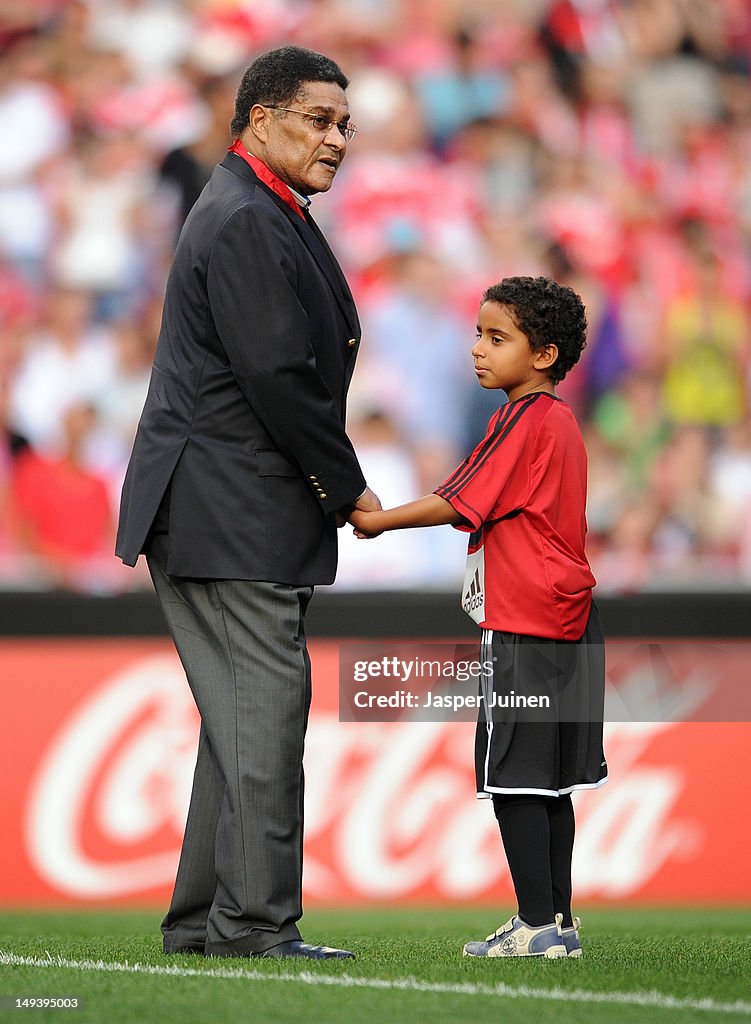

{"left": 482, "top": 277, "right": 587, "bottom": 384}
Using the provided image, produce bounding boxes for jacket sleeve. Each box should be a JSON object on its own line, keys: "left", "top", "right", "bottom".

{"left": 207, "top": 201, "right": 366, "bottom": 512}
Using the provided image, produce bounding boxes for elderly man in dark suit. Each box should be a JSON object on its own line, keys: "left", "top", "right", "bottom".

{"left": 116, "top": 46, "right": 380, "bottom": 960}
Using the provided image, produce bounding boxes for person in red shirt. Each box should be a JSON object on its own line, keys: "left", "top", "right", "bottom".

{"left": 350, "top": 276, "right": 607, "bottom": 959}
{"left": 10, "top": 402, "right": 113, "bottom": 587}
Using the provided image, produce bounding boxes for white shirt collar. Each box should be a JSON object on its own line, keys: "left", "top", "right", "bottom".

{"left": 288, "top": 185, "right": 311, "bottom": 210}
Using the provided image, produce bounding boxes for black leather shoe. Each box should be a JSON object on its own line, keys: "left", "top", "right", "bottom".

{"left": 257, "top": 940, "right": 354, "bottom": 960}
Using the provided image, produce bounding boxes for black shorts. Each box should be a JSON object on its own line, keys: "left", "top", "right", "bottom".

{"left": 475, "top": 605, "right": 608, "bottom": 797}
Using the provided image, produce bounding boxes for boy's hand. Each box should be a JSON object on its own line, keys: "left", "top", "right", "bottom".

{"left": 349, "top": 508, "right": 383, "bottom": 539}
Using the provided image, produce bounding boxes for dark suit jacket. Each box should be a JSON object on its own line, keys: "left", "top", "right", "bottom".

{"left": 116, "top": 153, "right": 366, "bottom": 584}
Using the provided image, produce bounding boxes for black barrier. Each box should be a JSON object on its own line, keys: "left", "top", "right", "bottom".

{"left": 0, "top": 589, "right": 749, "bottom": 637}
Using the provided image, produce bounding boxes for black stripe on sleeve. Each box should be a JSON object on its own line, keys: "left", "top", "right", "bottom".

{"left": 438, "top": 403, "right": 511, "bottom": 495}
{"left": 437, "top": 393, "right": 540, "bottom": 500}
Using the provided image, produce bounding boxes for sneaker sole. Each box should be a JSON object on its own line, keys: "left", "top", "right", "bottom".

{"left": 544, "top": 945, "right": 568, "bottom": 959}
{"left": 462, "top": 944, "right": 568, "bottom": 959}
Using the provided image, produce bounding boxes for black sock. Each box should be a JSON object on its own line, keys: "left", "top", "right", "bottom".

{"left": 492, "top": 794, "right": 554, "bottom": 926}
{"left": 546, "top": 794, "right": 575, "bottom": 929}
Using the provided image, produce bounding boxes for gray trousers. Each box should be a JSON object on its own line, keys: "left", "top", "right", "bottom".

{"left": 146, "top": 534, "right": 313, "bottom": 956}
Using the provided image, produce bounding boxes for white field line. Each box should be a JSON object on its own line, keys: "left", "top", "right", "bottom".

{"left": 1, "top": 950, "right": 750, "bottom": 1017}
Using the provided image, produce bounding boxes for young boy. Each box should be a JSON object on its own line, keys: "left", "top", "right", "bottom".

{"left": 349, "top": 276, "right": 607, "bottom": 959}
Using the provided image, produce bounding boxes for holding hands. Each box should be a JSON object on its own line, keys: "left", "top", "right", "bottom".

{"left": 346, "top": 493, "right": 462, "bottom": 539}
{"left": 337, "top": 486, "right": 383, "bottom": 537}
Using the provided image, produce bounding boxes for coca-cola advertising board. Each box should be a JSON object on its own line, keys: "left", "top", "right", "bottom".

{"left": 1, "top": 637, "right": 749, "bottom": 906}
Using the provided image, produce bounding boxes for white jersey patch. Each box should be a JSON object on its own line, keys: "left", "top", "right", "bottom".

{"left": 462, "top": 545, "right": 485, "bottom": 624}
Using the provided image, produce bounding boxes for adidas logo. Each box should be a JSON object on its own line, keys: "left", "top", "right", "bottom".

{"left": 464, "top": 567, "right": 483, "bottom": 611}
{"left": 462, "top": 549, "right": 485, "bottom": 622}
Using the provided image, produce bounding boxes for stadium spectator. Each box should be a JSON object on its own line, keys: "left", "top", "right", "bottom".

{"left": 0, "top": 373, "right": 29, "bottom": 580}
{"left": 0, "top": 37, "right": 68, "bottom": 282}
{"left": 9, "top": 286, "right": 117, "bottom": 454}
{"left": 159, "top": 73, "right": 240, "bottom": 232}
{"left": 704, "top": 421, "right": 751, "bottom": 578}
{"left": 356, "top": 249, "right": 473, "bottom": 486}
{"left": 592, "top": 371, "right": 672, "bottom": 493}
{"left": 412, "top": 26, "right": 511, "bottom": 153}
{"left": 87, "top": 0, "right": 193, "bottom": 83}
{"left": 660, "top": 244, "right": 748, "bottom": 428}
{"left": 9, "top": 401, "right": 114, "bottom": 588}
{"left": 86, "top": 309, "right": 157, "bottom": 514}
{"left": 334, "top": 408, "right": 430, "bottom": 588}
{"left": 50, "top": 131, "right": 155, "bottom": 318}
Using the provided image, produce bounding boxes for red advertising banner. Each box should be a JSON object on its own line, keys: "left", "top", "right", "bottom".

{"left": 1, "top": 638, "right": 749, "bottom": 906}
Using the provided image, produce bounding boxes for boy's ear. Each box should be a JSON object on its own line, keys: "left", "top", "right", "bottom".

{"left": 533, "top": 343, "right": 559, "bottom": 372}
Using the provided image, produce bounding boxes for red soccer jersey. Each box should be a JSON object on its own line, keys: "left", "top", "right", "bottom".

{"left": 435, "top": 392, "right": 595, "bottom": 640}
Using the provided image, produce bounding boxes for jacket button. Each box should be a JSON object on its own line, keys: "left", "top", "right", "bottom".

{"left": 319, "top": 493, "right": 327, "bottom": 500}
{"left": 347, "top": 338, "right": 357, "bottom": 348}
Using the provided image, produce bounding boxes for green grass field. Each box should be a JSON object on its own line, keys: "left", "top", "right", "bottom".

{"left": 1, "top": 907, "right": 749, "bottom": 1024}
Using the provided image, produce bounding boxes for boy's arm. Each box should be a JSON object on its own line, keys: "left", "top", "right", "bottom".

{"left": 349, "top": 494, "right": 464, "bottom": 538}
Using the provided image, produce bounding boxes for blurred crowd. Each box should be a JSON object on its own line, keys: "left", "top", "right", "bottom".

{"left": 1, "top": 0, "right": 750, "bottom": 592}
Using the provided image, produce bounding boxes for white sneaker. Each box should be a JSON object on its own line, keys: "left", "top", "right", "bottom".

{"left": 561, "top": 916, "right": 582, "bottom": 957}
{"left": 463, "top": 913, "right": 567, "bottom": 958}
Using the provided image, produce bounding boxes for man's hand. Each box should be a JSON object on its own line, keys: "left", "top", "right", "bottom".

{"left": 336, "top": 485, "right": 382, "bottom": 527}
{"left": 352, "top": 486, "right": 382, "bottom": 513}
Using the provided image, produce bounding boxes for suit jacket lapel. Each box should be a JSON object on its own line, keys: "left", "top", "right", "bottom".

{"left": 292, "top": 211, "right": 360, "bottom": 339}
{"left": 221, "top": 154, "right": 360, "bottom": 339}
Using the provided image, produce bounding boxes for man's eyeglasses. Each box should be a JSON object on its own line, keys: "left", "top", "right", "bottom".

{"left": 269, "top": 107, "right": 358, "bottom": 143}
